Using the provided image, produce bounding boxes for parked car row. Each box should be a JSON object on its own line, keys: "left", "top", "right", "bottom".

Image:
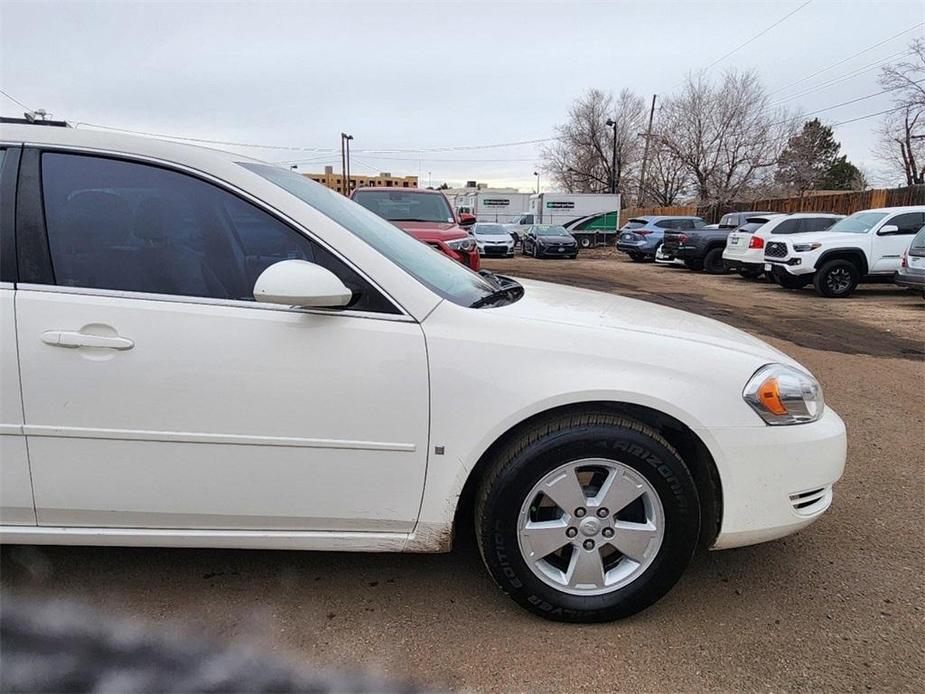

{"left": 617, "top": 207, "right": 925, "bottom": 298}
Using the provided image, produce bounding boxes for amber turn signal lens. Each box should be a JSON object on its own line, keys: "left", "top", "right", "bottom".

{"left": 757, "top": 377, "right": 788, "bottom": 416}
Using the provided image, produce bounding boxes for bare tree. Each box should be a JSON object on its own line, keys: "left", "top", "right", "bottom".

{"left": 642, "top": 141, "right": 692, "bottom": 206}
{"left": 874, "top": 106, "right": 924, "bottom": 185}
{"left": 875, "top": 40, "right": 925, "bottom": 185}
{"left": 657, "top": 70, "right": 794, "bottom": 204}
{"left": 541, "top": 88, "right": 646, "bottom": 198}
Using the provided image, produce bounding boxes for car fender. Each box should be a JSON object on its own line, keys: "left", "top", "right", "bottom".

{"left": 815, "top": 247, "right": 868, "bottom": 275}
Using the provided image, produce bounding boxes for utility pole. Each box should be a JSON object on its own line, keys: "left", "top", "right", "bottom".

{"left": 605, "top": 118, "right": 618, "bottom": 195}
{"left": 533, "top": 170, "right": 540, "bottom": 193}
{"left": 637, "top": 94, "right": 657, "bottom": 208}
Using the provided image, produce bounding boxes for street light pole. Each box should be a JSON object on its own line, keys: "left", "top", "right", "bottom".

{"left": 533, "top": 170, "right": 540, "bottom": 193}
{"left": 340, "top": 133, "right": 347, "bottom": 195}
{"left": 605, "top": 118, "right": 618, "bottom": 195}
{"left": 344, "top": 133, "right": 354, "bottom": 194}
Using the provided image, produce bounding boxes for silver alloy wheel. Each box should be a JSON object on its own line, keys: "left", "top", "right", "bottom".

{"left": 826, "top": 267, "right": 852, "bottom": 293}
{"left": 516, "top": 458, "right": 665, "bottom": 596}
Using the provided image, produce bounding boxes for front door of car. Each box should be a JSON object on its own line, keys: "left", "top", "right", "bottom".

{"left": 871, "top": 211, "right": 925, "bottom": 273}
{"left": 15, "top": 150, "right": 429, "bottom": 533}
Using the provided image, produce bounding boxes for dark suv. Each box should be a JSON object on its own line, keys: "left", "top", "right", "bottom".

{"left": 660, "top": 211, "right": 773, "bottom": 274}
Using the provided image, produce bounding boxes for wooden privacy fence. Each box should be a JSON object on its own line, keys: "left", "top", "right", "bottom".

{"left": 618, "top": 185, "right": 925, "bottom": 226}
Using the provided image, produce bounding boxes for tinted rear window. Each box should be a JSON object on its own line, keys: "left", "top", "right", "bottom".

{"left": 736, "top": 222, "right": 765, "bottom": 234}
{"left": 622, "top": 219, "right": 648, "bottom": 229}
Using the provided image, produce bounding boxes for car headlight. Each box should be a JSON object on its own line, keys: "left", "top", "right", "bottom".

{"left": 793, "top": 242, "right": 822, "bottom": 252}
{"left": 447, "top": 237, "right": 476, "bottom": 252}
{"left": 743, "top": 364, "right": 824, "bottom": 425}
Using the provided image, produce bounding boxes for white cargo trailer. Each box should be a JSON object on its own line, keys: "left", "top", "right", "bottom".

{"left": 518, "top": 193, "right": 622, "bottom": 247}
{"left": 457, "top": 191, "right": 531, "bottom": 223}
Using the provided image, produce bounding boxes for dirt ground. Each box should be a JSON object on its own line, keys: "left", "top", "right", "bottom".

{"left": 3, "top": 249, "right": 923, "bottom": 692}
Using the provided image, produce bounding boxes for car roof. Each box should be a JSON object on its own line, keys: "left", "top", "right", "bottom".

{"left": 354, "top": 186, "right": 429, "bottom": 193}
{"left": 0, "top": 122, "right": 260, "bottom": 170}
{"left": 849, "top": 206, "right": 925, "bottom": 214}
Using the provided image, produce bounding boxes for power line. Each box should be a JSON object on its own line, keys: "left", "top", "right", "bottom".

{"left": 783, "top": 81, "right": 922, "bottom": 121}
{"left": 770, "top": 48, "right": 914, "bottom": 106}
{"left": 0, "top": 87, "right": 32, "bottom": 112}
{"left": 831, "top": 106, "right": 905, "bottom": 127}
{"left": 699, "top": 0, "right": 814, "bottom": 74}
{"left": 768, "top": 22, "right": 924, "bottom": 96}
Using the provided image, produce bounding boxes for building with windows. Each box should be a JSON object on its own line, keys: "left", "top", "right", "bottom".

{"left": 303, "top": 166, "right": 418, "bottom": 195}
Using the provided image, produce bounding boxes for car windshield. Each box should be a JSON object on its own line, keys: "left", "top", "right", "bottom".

{"left": 473, "top": 223, "right": 507, "bottom": 235}
{"left": 534, "top": 225, "right": 570, "bottom": 236}
{"left": 351, "top": 189, "right": 454, "bottom": 223}
{"left": 827, "top": 211, "right": 888, "bottom": 234}
{"left": 241, "top": 164, "right": 499, "bottom": 307}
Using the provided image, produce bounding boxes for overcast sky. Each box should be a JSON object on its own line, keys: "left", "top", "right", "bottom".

{"left": 1, "top": 0, "right": 922, "bottom": 191}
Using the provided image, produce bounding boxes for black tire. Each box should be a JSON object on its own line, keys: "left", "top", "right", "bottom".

{"left": 628, "top": 252, "right": 645, "bottom": 262}
{"left": 475, "top": 412, "right": 700, "bottom": 623}
{"left": 775, "top": 272, "right": 811, "bottom": 290}
{"left": 683, "top": 259, "right": 704, "bottom": 271}
{"left": 520, "top": 242, "right": 528, "bottom": 256}
{"left": 703, "top": 247, "right": 729, "bottom": 275}
{"left": 533, "top": 244, "right": 540, "bottom": 258}
{"left": 813, "top": 259, "right": 860, "bottom": 298}
{"left": 737, "top": 266, "right": 765, "bottom": 280}
{"left": 578, "top": 237, "right": 592, "bottom": 249}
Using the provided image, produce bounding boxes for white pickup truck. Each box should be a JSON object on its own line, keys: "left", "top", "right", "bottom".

{"left": 763, "top": 206, "right": 925, "bottom": 297}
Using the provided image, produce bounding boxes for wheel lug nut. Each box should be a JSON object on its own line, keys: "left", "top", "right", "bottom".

{"left": 596, "top": 507, "right": 609, "bottom": 518}
{"left": 574, "top": 508, "right": 586, "bottom": 517}
{"left": 602, "top": 527, "right": 614, "bottom": 538}
{"left": 566, "top": 527, "right": 578, "bottom": 538}
{"left": 583, "top": 539, "right": 595, "bottom": 550}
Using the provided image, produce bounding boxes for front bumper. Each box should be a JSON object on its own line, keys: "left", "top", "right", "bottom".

{"left": 536, "top": 244, "right": 578, "bottom": 257}
{"left": 764, "top": 255, "right": 815, "bottom": 276}
{"left": 478, "top": 244, "right": 515, "bottom": 258}
{"left": 703, "top": 407, "right": 847, "bottom": 550}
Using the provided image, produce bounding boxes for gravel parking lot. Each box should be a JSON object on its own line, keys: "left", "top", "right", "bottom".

{"left": 3, "top": 249, "right": 923, "bottom": 692}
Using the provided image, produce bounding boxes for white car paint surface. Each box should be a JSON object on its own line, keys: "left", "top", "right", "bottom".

{"left": 0, "top": 124, "right": 845, "bottom": 562}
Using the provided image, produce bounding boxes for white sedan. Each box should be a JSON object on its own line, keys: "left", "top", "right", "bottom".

{"left": 470, "top": 222, "right": 515, "bottom": 258}
{"left": 0, "top": 123, "right": 846, "bottom": 622}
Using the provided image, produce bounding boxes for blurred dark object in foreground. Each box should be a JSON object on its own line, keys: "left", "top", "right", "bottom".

{"left": 0, "top": 595, "right": 426, "bottom": 693}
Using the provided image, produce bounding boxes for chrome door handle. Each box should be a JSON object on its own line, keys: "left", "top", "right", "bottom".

{"left": 42, "top": 330, "right": 135, "bottom": 350}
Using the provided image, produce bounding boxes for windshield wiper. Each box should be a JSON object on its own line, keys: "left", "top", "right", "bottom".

{"left": 469, "top": 279, "right": 524, "bottom": 309}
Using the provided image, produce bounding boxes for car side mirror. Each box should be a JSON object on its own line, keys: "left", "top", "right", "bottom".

{"left": 458, "top": 213, "right": 477, "bottom": 227}
{"left": 253, "top": 260, "right": 353, "bottom": 309}
{"left": 877, "top": 224, "right": 900, "bottom": 235}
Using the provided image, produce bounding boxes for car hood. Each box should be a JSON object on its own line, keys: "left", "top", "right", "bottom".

{"left": 391, "top": 220, "right": 469, "bottom": 241}
{"left": 497, "top": 278, "right": 796, "bottom": 364}
{"left": 475, "top": 234, "right": 513, "bottom": 243}
{"left": 537, "top": 235, "right": 577, "bottom": 242}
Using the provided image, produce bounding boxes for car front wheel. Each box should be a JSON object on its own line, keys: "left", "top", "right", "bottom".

{"left": 813, "top": 259, "right": 860, "bottom": 298}
{"left": 475, "top": 412, "right": 700, "bottom": 622}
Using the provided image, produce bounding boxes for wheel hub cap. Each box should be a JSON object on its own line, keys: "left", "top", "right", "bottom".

{"left": 579, "top": 517, "right": 601, "bottom": 536}
{"left": 517, "top": 458, "right": 665, "bottom": 596}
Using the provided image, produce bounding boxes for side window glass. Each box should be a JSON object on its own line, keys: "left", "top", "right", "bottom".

{"left": 772, "top": 219, "right": 801, "bottom": 234}
{"left": 40, "top": 153, "right": 395, "bottom": 313}
{"left": 889, "top": 212, "right": 925, "bottom": 234}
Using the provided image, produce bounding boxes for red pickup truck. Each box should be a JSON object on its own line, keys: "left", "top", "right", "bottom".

{"left": 351, "top": 187, "right": 480, "bottom": 271}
